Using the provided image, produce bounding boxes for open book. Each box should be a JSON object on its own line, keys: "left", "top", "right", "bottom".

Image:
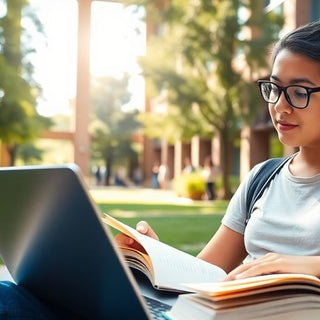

{"left": 165, "top": 273, "right": 320, "bottom": 319}
{"left": 102, "top": 214, "right": 226, "bottom": 292}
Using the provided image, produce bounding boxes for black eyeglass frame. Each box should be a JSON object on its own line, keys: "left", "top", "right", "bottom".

{"left": 257, "top": 80, "right": 320, "bottom": 109}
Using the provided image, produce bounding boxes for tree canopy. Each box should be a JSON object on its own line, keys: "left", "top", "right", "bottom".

{"left": 0, "top": 0, "right": 52, "bottom": 165}
{"left": 127, "top": 0, "right": 283, "bottom": 198}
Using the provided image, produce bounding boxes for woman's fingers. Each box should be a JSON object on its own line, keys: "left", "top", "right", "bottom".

{"left": 114, "top": 220, "right": 159, "bottom": 253}
{"left": 136, "top": 221, "right": 159, "bottom": 240}
{"left": 225, "top": 253, "right": 299, "bottom": 281}
{"left": 115, "top": 233, "right": 146, "bottom": 252}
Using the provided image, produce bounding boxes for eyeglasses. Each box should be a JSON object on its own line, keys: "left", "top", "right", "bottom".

{"left": 257, "top": 80, "right": 320, "bottom": 109}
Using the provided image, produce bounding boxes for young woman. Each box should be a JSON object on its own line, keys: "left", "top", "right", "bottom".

{"left": 1, "top": 18, "right": 320, "bottom": 320}
{"left": 118, "top": 19, "right": 320, "bottom": 281}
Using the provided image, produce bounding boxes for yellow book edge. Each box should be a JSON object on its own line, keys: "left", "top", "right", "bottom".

{"left": 183, "top": 273, "right": 320, "bottom": 297}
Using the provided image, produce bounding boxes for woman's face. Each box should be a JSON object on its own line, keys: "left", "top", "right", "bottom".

{"left": 269, "top": 49, "right": 320, "bottom": 149}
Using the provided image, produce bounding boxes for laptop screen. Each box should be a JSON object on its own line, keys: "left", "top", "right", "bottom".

{"left": 0, "top": 164, "right": 150, "bottom": 319}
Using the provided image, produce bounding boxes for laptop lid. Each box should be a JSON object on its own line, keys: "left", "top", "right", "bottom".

{"left": 0, "top": 164, "right": 151, "bottom": 319}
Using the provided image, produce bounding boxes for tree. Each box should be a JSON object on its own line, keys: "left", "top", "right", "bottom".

{"left": 89, "top": 75, "right": 140, "bottom": 186}
{"left": 0, "top": 0, "right": 52, "bottom": 165}
{"left": 129, "top": 0, "right": 283, "bottom": 198}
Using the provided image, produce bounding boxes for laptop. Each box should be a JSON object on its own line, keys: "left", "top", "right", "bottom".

{"left": 0, "top": 164, "right": 178, "bottom": 319}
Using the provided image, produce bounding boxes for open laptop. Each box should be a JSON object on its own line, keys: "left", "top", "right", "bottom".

{"left": 0, "top": 164, "right": 178, "bottom": 319}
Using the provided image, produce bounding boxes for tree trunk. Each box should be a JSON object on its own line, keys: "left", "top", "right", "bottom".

{"left": 104, "top": 156, "right": 112, "bottom": 186}
{"left": 219, "top": 127, "right": 233, "bottom": 200}
{"left": 6, "top": 144, "right": 17, "bottom": 166}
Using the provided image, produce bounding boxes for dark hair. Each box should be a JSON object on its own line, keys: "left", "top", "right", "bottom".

{"left": 272, "top": 19, "right": 320, "bottom": 63}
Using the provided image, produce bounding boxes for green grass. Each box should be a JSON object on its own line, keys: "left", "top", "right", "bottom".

{"left": 95, "top": 193, "right": 228, "bottom": 256}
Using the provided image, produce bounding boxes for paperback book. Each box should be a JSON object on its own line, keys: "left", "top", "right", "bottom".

{"left": 103, "top": 214, "right": 226, "bottom": 292}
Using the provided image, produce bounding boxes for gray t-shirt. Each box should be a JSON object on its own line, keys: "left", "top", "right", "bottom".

{"left": 222, "top": 159, "right": 320, "bottom": 262}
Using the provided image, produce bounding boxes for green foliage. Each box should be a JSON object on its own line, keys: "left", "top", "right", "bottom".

{"left": 173, "top": 171, "right": 206, "bottom": 200}
{"left": 174, "top": 171, "right": 240, "bottom": 200}
{"left": 0, "top": 0, "right": 51, "bottom": 164}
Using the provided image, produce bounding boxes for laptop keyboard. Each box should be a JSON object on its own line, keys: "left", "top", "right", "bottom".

{"left": 144, "top": 296, "right": 171, "bottom": 320}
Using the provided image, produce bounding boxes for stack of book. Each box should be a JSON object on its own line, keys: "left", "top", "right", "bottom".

{"left": 164, "top": 273, "right": 320, "bottom": 319}
{"left": 104, "top": 214, "right": 320, "bottom": 319}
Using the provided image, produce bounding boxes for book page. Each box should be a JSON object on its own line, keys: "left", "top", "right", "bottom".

{"left": 103, "top": 214, "right": 227, "bottom": 292}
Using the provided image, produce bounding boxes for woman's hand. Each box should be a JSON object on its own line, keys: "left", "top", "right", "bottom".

{"left": 115, "top": 221, "right": 159, "bottom": 251}
{"left": 225, "top": 253, "right": 320, "bottom": 281}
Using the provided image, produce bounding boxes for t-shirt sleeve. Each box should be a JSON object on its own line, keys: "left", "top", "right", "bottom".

{"left": 221, "top": 162, "right": 264, "bottom": 234}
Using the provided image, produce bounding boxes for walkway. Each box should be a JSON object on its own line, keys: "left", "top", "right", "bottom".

{"left": 90, "top": 186, "right": 195, "bottom": 205}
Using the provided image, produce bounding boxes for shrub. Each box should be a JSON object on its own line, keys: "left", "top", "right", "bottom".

{"left": 173, "top": 172, "right": 206, "bottom": 200}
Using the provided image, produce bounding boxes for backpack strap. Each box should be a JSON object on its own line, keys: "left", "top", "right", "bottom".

{"left": 245, "top": 156, "right": 291, "bottom": 225}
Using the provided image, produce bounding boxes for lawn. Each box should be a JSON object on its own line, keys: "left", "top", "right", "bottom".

{"left": 92, "top": 188, "right": 228, "bottom": 256}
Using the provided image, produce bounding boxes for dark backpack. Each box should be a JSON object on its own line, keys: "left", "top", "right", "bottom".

{"left": 245, "top": 156, "right": 291, "bottom": 225}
